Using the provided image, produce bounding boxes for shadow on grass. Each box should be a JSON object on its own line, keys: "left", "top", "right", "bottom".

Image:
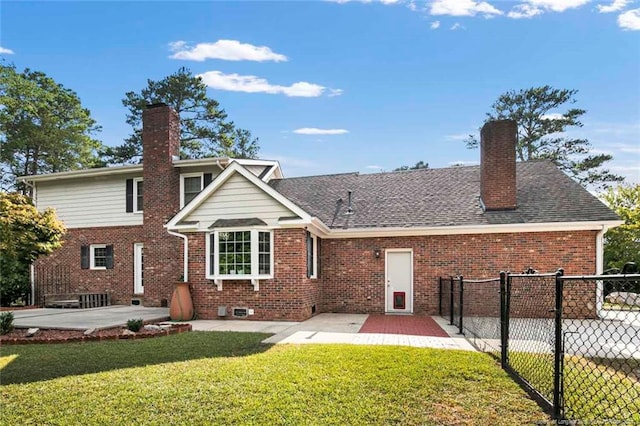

{"left": 0, "top": 331, "right": 272, "bottom": 385}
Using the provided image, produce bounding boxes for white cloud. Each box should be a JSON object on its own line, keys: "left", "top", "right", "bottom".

{"left": 430, "top": 0, "right": 503, "bottom": 17}
{"left": 515, "top": 0, "right": 590, "bottom": 13}
{"left": 507, "top": 4, "right": 544, "bottom": 18}
{"left": 0, "top": 46, "right": 14, "bottom": 55}
{"left": 448, "top": 160, "right": 478, "bottom": 166}
{"left": 431, "top": 20, "right": 441, "bottom": 29}
{"left": 450, "top": 22, "right": 466, "bottom": 30}
{"left": 198, "top": 71, "right": 341, "bottom": 97}
{"left": 366, "top": 165, "right": 385, "bottom": 170}
{"left": 446, "top": 133, "right": 472, "bottom": 140}
{"left": 618, "top": 8, "right": 640, "bottom": 29}
{"left": 328, "top": 88, "right": 344, "bottom": 97}
{"left": 169, "top": 39, "right": 287, "bottom": 62}
{"left": 598, "top": 0, "right": 632, "bottom": 13}
{"left": 293, "top": 128, "right": 350, "bottom": 135}
{"left": 542, "top": 113, "right": 564, "bottom": 120}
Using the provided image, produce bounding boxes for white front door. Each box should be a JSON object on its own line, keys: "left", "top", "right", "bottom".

{"left": 385, "top": 250, "right": 413, "bottom": 313}
{"left": 134, "top": 243, "right": 144, "bottom": 294}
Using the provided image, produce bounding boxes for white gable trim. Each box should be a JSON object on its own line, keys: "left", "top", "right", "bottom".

{"left": 166, "top": 161, "right": 312, "bottom": 229}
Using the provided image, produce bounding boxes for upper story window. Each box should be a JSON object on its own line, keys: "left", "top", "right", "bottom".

{"left": 182, "top": 174, "right": 203, "bottom": 207}
{"left": 180, "top": 173, "right": 213, "bottom": 208}
{"left": 126, "top": 178, "right": 143, "bottom": 213}
{"left": 207, "top": 229, "right": 273, "bottom": 280}
{"left": 134, "top": 178, "right": 143, "bottom": 212}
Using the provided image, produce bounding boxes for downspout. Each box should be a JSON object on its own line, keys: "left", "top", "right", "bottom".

{"left": 167, "top": 230, "right": 189, "bottom": 282}
{"left": 595, "top": 224, "right": 609, "bottom": 317}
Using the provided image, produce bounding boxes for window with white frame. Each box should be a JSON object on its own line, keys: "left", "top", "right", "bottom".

{"left": 207, "top": 230, "right": 273, "bottom": 279}
{"left": 91, "top": 244, "right": 107, "bottom": 270}
{"left": 134, "top": 178, "right": 143, "bottom": 212}
{"left": 306, "top": 232, "right": 318, "bottom": 279}
{"left": 181, "top": 174, "right": 203, "bottom": 207}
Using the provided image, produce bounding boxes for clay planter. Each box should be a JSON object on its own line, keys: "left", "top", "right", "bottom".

{"left": 170, "top": 282, "right": 194, "bottom": 321}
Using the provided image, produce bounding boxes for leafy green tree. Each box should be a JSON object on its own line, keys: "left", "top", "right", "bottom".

{"left": 394, "top": 160, "right": 429, "bottom": 171}
{"left": 465, "top": 86, "right": 623, "bottom": 190}
{"left": 104, "top": 67, "right": 259, "bottom": 164}
{"left": 602, "top": 184, "right": 640, "bottom": 271}
{"left": 0, "top": 192, "right": 66, "bottom": 306}
{"left": 0, "top": 64, "right": 104, "bottom": 195}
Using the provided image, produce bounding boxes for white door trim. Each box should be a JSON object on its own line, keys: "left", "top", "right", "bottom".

{"left": 134, "top": 243, "right": 144, "bottom": 294}
{"left": 385, "top": 248, "right": 413, "bottom": 313}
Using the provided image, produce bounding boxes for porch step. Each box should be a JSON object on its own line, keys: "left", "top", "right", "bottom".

{"left": 46, "top": 299, "right": 81, "bottom": 309}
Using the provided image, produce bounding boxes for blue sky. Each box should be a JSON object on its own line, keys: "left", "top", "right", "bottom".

{"left": 2, "top": 0, "right": 639, "bottom": 186}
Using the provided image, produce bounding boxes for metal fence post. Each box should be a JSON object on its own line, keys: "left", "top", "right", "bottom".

{"left": 458, "top": 276, "right": 464, "bottom": 335}
{"left": 449, "top": 276, "right": 454, "bottom": 326}
{"left": 500, "top": 271, "right": 507, "bottom": 369}
{"left": 553, "top": 268, "right": 565, "bottom": 420}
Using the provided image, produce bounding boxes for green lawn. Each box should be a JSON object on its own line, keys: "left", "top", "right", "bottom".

{"left": 1, "top": 332, "right": 547, "bottom": 425}
{"left": 508, "top": 351, "right": 640, "bottom": 423}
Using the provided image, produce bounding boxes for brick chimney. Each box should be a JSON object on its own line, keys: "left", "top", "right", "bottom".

{"left": 480, "top": 119, "right": 517, "bottom": 211}
{"left": 142, "top": 103, "right": 181, "bottom": 306}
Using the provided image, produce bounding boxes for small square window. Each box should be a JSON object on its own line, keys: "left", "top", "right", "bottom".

{"left": 90, "top": 244, "right": 107, "bottom": 270}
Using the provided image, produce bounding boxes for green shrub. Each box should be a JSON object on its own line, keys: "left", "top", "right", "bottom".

{"left": 0, "top": 311, "right": 15, "bottom": 335}
{"left": 126, "top": 318, "right": 144, "bottom": 332}
{"left": 0, "top": 256, "right": 30, "bottom": 307}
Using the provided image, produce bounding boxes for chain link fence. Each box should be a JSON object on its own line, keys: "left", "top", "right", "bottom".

{"left": 439, "top": 270, "right": 640, "bottom": 423}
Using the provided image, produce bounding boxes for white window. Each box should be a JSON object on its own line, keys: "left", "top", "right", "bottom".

{"left": 133, "top": 178, "right": 143, "bottom": 212}
{"left": 90, "top": 244, "right": 108, "bottom": 270}
{"left": 306, "top": 232, "right": 318, "bottom": 279}
{"left": 206, "top": 230, "right": 273, "bottom": 280}
{"left": 180, "top": 173, "right": 203, "bottom": 207}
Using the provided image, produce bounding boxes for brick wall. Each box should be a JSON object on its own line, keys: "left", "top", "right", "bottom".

{"left": 320, "top": 230, "right": 597, "bottom": 316}
{"left": 34, "top": 226, "right": 145, "bottom": 305}
{"left": 142, "top": 104, "right": 182, "bottom": 306}
{"left": 186, "top": 228, "right": 319, "bottom": 321}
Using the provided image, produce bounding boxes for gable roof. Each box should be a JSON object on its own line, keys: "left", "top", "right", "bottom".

{"left": 268, "top": 160, "right": 619, "bottom": 230}
{"left": 166, "top": 161, "right": 311, "bottom": 230}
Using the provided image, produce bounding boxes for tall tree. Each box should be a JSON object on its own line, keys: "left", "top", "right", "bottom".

{"left": 602, "top": 183, "right": 640, "bottom": 271}
{"left": 0, "top": 64, "right": 104, "bottom": 194}
{"left": 104, "top": 67, "right": 259, "bottom": 164}
{"left": 0, "top": 192, "right": 65, "bottom": 306}
{"left": 465, "top": 86, "right": 623, "bottom": 190}
{"left": 394, "top": 160, "right": 429, "bottom": 171}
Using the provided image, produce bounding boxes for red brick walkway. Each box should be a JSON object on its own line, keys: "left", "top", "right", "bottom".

{"left": 358, "top": 315, "right": 449, "bottom": 337}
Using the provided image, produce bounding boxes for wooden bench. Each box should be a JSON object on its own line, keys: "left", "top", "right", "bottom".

{"left": 44, "top": 293, "right": 111, "bottom": 309}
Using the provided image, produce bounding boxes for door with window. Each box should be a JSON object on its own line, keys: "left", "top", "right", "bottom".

{"left": 134, "top": 243, "right": 144, "bottom": 294}
{"left": 385, "top": 249, "right": 413, "bottom": 313}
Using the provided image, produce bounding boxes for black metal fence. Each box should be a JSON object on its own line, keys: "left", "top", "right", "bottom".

{"left": 33, "top": 265, "right": 71, "bottom": 306}
{"left": 439, "top": 270, "right": 640, "bottom": 423}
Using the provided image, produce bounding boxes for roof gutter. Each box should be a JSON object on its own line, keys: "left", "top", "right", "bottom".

{"left": 167, "top": 229, "right": 189, "bottom": 282}
{"left": 322, "top": 220, "right": 623, "bottom": 239}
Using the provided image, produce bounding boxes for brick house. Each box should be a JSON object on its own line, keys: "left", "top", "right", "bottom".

{"left": 21, "top": 104, "right": 621, "bottom": 321}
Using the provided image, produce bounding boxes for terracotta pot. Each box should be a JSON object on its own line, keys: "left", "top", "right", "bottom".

{"left": 169, "top": 282, "right": 194, "bottom": 321}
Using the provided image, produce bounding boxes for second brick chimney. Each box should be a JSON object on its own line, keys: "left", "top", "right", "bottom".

{"left": 142, "top": 103, "right": 181, "bottom": 306}
{"left": 480, "top": 119, "right": 517, "bottom": 211}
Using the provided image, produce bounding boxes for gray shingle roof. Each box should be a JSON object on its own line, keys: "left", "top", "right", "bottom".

{"left": 268, "top": 160, "right": 619, "bottom": 229}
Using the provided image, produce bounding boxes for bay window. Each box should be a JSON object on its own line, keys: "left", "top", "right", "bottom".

{"left": 207, "top": 229, "right": 273, "bottom": 280}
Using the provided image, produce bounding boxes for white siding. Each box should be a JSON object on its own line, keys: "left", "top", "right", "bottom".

{"left": 183, "top": 173, "right": 296, "bottom": 227}
{"left": 36, "top": 175, "right": 143, "bottom": 229}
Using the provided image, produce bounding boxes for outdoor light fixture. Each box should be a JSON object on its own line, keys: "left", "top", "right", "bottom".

{"left": 374, "top": 249, "right": 381, "bottom": 258}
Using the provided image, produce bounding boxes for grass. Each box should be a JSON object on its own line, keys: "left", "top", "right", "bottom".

{"left": 0, "top": 332, "right": 547, "bottom": 425}
{"left": 509, "top": 351, "right": 640, "bottom": 423}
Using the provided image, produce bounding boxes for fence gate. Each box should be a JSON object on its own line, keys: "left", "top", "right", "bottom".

{"left": 33, "top": 265, "right": 71, "bottom": 306}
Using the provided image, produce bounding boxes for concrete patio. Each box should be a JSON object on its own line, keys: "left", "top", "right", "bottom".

{"left": 8, "top": 306, "right": 475, "bottom": 350}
